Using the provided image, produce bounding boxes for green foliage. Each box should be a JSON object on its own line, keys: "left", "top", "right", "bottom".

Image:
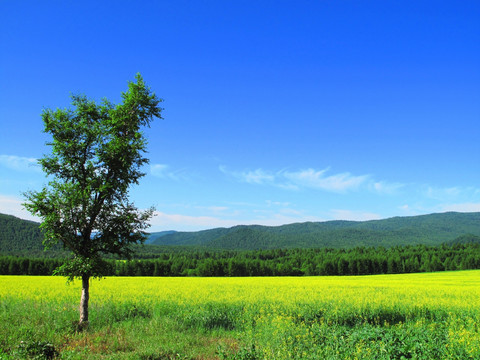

{"left": 52, "top": 255, "right": 112, "bottom": 282}
{"left": 22, "top": 74, "right": 162, "bottom": 279}
{"left": 3, "top": 241, "right": 480, "bottom": 276}
{"left": 448, "top": 233, "right": 480, "bottom": 245}
{"left": 116, "top": 242, "right": 480, "bottom": 276}
{"left": 17, "top": 340, "right": 58, "bottom": 360}
{"left": 217, "top": 343, "right": 258, "bottom": 360}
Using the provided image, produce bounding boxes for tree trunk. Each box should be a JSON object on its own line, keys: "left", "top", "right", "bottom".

{"left": 79, "top": 275, "right": 90, "bottom": 326}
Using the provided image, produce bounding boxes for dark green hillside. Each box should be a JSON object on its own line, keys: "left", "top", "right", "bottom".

{"left": 144, "top": 230, "right": 177, "bottom": 244}
{"left": 355, "top": 212, "right": 480, "bottom": 236}
{"left": 0, "top": 214, "right": 45, "bottom": 256}
{"left": 152, "top": 212, "right": 480, "bottom": 250}
{"left": 149, "top": 227, "right": 233, "bottom": 246}
{"left": 2, "top": 212, "right": 480, "bottom": 255}
{"left": 0, "top": 214, "right": 68, "bottom": 257}
{"left": 447, "top": 233, "right": 480, "bottom": 245}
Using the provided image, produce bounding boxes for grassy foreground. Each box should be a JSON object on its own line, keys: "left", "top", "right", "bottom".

{"left": 1, "top": 271, "right": 480, "bottom": 359}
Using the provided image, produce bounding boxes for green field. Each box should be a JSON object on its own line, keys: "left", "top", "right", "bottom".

{"left": 1, "top": 271, "right": 480, "bottom": 359}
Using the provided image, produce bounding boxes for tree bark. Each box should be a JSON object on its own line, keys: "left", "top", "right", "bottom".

{"left": 79, "top": 275, "right": 90, "bottom": 326}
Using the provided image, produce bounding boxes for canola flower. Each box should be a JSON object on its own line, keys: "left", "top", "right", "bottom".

{"left": 2, "top": 271, "right": 479, "bottom": 310}
{"left": 1, "top": 270, "right": 480, "bottom": 359}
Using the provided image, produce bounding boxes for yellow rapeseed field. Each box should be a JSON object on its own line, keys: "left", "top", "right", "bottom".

{"left": 1, "top": 270, "right": 480, "bottom": 359}
{"left": 2, "top": 270, "right": 480, "bottom": 310}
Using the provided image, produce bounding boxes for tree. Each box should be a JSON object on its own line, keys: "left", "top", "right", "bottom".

{"left": 23, "top": 74, "right": 163, "bottom": 327}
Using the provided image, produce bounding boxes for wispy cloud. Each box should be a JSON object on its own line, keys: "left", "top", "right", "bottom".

{"left": 371, "top": 181, "right": 404, "bottom": 195}
{"left": 399, "top": 204, "right": 414, "bottom": 213}
{"left": 265, "top": 200, "right": 291, "bottom": 207}
{"left": 0, "top": 194, "right": 39, "bottom": 222}
{"left": 150, "top": 211, "right": 239, "bottom": 231}
{"left": 204, "top": 206, "right": 229, "bottom": 213}
{"left": 397, "top": 185, "right": 480, "bottom": 216}
{"left": 329, "top": 209, "right": 382, "bottom": 221}
{"left": 192, "top": 205, "right": 240, "bottom": 217}
{"left": 221, "top": 165, "right": 399, "bottom": 194}
{"left": 150, "top": 163, "right": 188, "bottom": 180}
{"left": 0, "top": 155, "right": 41, "bottom": 172}
{"left": 438, "top": 203, "right": 480, "bottom": 213}
{"left": 149, "top": 209, "right": 324, "bottom": 231}
{"left": 422, "top": 186, "right": 480, "bottom": 203}
{"left": 424, "top": 186, "right": 462, "bottom": 200}
{"left": 241, "top": 169, "right": 275, "bottom": 184}
{"left": 283, "top": 168, "right": 368, "bottom": 193}
{"left": 219, "top": 166, "right": 275, "bottom": 185}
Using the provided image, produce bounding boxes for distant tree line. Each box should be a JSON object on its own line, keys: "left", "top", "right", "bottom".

{"left": 2, "top": 242, "right": 480, "bottom": 276}
{"left": 0, "top": 257, "right": 64, "bottom": 275}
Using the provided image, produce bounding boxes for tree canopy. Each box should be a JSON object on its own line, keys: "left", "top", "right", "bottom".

{"left": 24, "top": 74, "right": 163, "bottom": 325}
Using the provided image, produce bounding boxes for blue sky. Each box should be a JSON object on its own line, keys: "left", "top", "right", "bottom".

{"left": 1, "top": 1, "right": 479, "bottom": 231}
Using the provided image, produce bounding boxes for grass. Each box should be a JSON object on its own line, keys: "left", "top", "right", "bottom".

{"left": 1, "top": 271, "right": 480, "bottom": 359}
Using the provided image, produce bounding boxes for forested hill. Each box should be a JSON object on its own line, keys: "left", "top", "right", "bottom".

{"left": 150, "top": 212, "right": 480, "bottom": 250}
{"left": 2, "top": 212, "right": 480, "bottom": 255}
{"left": 0, "top": 213, "right": 45, "bottom": 256}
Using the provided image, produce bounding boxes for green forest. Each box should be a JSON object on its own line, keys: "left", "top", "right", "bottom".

{"left": 2, "top": 241, "right": 480, "bottom": 276}
{"left": 2, "top": 212, "right": 480, "bottom": 277}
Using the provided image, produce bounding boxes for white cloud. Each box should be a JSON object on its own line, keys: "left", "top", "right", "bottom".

{"left": 372, "top": 181, "right": 404, "bottom": 195}
{"left": 149, "top": 209, "right": 324, "bottom": 232}
{"left": 0, "top": 194, "right": 40, "bottom": 222}
{"left": 221, "top": 165, "right": 372, "bottom": 193}
{"left": 193, "top": 205, "right": 237, "bottom": 216}
{"left": 283, "top": 168, "right": 368, "bottom": 193}
{"left": 150, "top": 164, "right": 169, "bottom": 177}
{"left": 329, "top": 209, "right": 381, "bottom": 222}
{"left": 0, "top": 155, "right": 41, "bottom": 172}
{"left": 150, "top": 163, "right": 188, "bottom": 180}
{"left": 220, "top": 165, "right": 406, "bottom": 195}
{"left": 421, "top": 186, "right": 480, "bottom": 207}
{"left": 220, "top": 166, "right": 275, "bottom": 185}
{"left": 242, "top": 169, "right": 275, "bottom": 184}
{"left": 251, "top": 213, "right": 324, "bottom": 226}
{"left": 150, "top": 211, "right": 246, "bottom": 231}
{"left": 265, "top": 200, "right": 291, "bottom": 207}
{"left": 424, "top": 186, "right": 462, "bottom": 200}
{"left": 438, "top": 203, "right": 480, "bottom": 213}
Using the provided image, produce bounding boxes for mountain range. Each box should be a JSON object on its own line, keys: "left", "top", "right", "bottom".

{"left": 1, "top": 211, "right": 480, "bottom": 256}
{"left": 148, "top": 211, "right": 480, "bottom": 250}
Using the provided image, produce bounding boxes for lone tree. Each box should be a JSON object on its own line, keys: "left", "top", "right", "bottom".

{"left": 24, "top": 74, "right": 162, "bottom": 326}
